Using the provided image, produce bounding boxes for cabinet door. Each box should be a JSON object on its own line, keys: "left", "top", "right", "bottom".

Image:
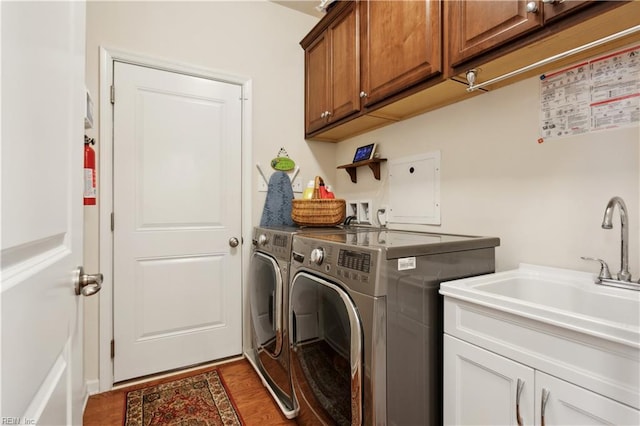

{"left": 444, "top": 335, "right": 535, "bottom": 426}
{"left": 360, "top": 0, "right": 441, "bottom": 107}
{"left": 543, "top": 0, "right": 592, "bottom": 23}
{"left": 305, "top": 32, "right": 330, "bottom": 134}
{"left": 447, "top": 0, "right": 543, "bottom": 67}
{"left": 327, "top": 0, "right": 360, "bottom": 124}
{"left": 535, "top": 371, "right": 640, "bottom": 425}
{"left": 304, "top": 2, "right": 359, "bottom": 135}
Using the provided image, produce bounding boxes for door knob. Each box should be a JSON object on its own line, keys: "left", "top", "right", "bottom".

{"left": 74, "top": 266, "right": 103, "bottom": 297}
{"left": 229, "top": 237, "right": 240, "bottom": 248}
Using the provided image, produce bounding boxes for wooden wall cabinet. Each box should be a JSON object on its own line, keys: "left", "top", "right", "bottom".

{"left": 360, "top": 0, "right": 441, "bottom": 107}
{"left": 302, "top": 1, "right": 360, "bottom": 135}
{"left": 301, "top": 0, "right": 441, "bottom": 139}
{"left": 542, "top": 0, "right": 591, "bottom": 23}
{"left": 301, "top": 1, "right": 638, "bottom": 142}
{"left": 446, "top": 0, "right": 601, "bottom": 69}
{"left": 446, "top": 0, "right": 543, "bottom": 68}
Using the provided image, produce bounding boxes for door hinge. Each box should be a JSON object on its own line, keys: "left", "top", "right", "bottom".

{"left": 110, "top": 339, "right": 115, "bottom": 359}
{"left": 110, "top": 85, "right": 115, "bottom": 104}
{"left": 110, "top": 212, "right": 114, "bottom": 231}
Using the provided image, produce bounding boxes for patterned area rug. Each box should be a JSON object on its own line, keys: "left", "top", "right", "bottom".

{"left": 125, "top": 370, "right": 243, "bottom": 425}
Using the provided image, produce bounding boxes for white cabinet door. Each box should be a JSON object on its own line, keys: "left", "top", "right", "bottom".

{"left": 535, "top": 371, "right": 640, "bottom": 426}
{"left": 444, "top": 335, "right": 535, "bottom": 426}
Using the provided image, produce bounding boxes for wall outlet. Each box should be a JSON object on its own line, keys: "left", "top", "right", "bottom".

{"left": 347, "top": 201, "right": 359, "bottom": 218}
{"left": 358, "top": 200, "right": 372, "bottom": 224}
{"left": 258, "top": 176, "right": 268, "bottom": 192}
{"left": 377, "top": 205, "right": 389, "bottom": 226}
{"left": 291, "top": 176, "right": 303, "bottom": 193}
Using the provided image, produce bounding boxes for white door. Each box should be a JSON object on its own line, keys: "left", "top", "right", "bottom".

{"left": 112, "top": 62, "right": 243, "bottom": 382}
{"left": 1, "top": 1, "right": 87, "bottom": 424}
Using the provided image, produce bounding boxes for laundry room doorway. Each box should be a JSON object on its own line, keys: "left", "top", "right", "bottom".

{"left": 100, "top": 52, "right": 248, "bottom": 384}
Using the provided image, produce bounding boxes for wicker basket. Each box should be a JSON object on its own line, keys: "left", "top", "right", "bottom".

{"left": 291, "top": 176, "right": 345, "bottom": 226}
{"left": 291, "top": 199, "right": 346, "bottom": 226}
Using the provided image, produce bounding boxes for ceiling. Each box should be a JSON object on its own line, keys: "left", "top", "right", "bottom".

{"left": 271, "top": 1, "right": 325, "bottom": 18}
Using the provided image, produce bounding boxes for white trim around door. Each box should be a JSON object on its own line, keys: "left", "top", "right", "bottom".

{"left": 98, "top": 46, "right": 253, "bottom": 391}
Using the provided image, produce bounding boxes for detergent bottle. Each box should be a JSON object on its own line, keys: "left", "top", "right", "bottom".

{"left": 302, "top": 180, "right": 315, "bottom": 199}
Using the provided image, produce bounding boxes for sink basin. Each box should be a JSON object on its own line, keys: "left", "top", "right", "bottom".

{"left": 440, "top": 264, "right": 640, "bottom": 347}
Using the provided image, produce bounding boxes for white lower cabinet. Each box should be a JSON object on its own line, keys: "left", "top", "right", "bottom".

{"left": 444, "top": 335, "right": 640, "bottom": 426}
{"left": 535, "top": 371, "right": 639, "bottom": 425}
{"left": 444, "top": 335, "right": 534, "bottom": 426}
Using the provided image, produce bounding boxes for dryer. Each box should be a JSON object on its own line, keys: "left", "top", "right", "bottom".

{"left": 288, "top": 229, "right": 500, "bottom": 425}
{"left": 248, "top": 225, "right": 376, "bottom": 418}
{"left": 248, "top": 226, "right": 299, "bottom": 417}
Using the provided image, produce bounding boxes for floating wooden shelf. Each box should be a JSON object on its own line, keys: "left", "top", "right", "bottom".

{"left": 337, "top": 158, "right": 387, "bottom": 183}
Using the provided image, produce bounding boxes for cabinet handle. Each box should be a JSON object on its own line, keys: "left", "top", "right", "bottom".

{"left": 359, "top": 91, "right": 368, "bottom": 98}
{"left": 516, "top": 378, "right": 525, "bottom": 426}
{"left": 540, "top": 388, "right": 550, "bottom": 426}
{"left": 526, "top": 1, "right": 539, "bottom": 13}
{"left": 320, "top": 111, "right": 326, "bottom": 119}
{"left": 325, "top": 111, "right": 332, "bottom": 117}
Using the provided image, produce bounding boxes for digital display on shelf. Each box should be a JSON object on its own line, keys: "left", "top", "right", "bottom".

{"left": 353, "top": 143, "right": 376, "bottom": 163}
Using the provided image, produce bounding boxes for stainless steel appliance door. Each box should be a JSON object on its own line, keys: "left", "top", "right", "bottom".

{"left": 289, "top": 272, "right": 363, "bottom": 425}
{"left": 249, "top": 252, "right": 283, "bottom": 357}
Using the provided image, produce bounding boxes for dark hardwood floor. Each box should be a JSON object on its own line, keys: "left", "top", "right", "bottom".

{"left": 83, "top": 358, "right": 296, "bottom": 425}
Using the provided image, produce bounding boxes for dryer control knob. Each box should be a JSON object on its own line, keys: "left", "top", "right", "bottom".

{"left": 257, "top": 234, "right": 268, "bottom": 246}
{"left": 310, "top": 248, "right": 324, "bottom": 265}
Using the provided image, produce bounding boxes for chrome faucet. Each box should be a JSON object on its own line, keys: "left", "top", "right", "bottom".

{"left": 601, "top": 196, "right": 631, "bottom": 282}
{"left": 582, "top": 196, "right": 638, "bottom": 291}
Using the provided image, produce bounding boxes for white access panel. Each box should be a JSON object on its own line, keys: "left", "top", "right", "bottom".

{"left": 388, "top": 151, "right": 441, "bottom": 225}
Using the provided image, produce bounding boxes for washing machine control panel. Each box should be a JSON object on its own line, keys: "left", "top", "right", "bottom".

{"left": 338, "top": 249, "right": 371, "bottom": 273}
{"left": 257, "top": 234, "right": 268, "bottom": 247}
{"left": 291, "top": 236, "right": 380, "bottom": 296}
{"left": 253, "top": 229, "right": 292, "bottom": 260}
{"left": 310, "top": 248, "right": 324, "bottom": 265}
{"left": 272, "top": 234, "right": 288, "bottom": 249}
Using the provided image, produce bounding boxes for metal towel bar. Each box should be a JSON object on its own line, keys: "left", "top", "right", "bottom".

{"left": 466, "top": 24, "right": 640, "bottom": 92}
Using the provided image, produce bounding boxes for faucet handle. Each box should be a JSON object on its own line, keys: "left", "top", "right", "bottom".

{"left": 581, "top": 257, "right": 613, "bottom": 280}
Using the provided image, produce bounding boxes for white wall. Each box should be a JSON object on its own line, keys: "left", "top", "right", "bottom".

{"left": 84, "top": 0, "right": 322, "bottom": 384}
{"left": 335, "top": 76, "right": 639, "bottom": 274}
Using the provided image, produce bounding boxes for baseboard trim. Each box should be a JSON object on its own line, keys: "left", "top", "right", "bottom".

{"left": 85, "top": 379, "right": 100, "bottom": 396}
{"left": 112, "top": 355, "right": 246, "bottom": 390}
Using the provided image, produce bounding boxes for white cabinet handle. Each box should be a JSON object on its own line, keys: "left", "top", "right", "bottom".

{"left": 526, "top": 1, "right": 539, "bottom": 13}
{"left": 359, "top": 91, "right": 368, "bottom": 98}
{"left": 541, "top": 388, "right": 551, "bottom": 426}
{"left": 516, "top": 378, "right": 525, "bottom": 426}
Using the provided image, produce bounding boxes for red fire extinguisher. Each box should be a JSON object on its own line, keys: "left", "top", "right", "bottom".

{"left": 84, "top": 136, "right": 97, "bottom": 205}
